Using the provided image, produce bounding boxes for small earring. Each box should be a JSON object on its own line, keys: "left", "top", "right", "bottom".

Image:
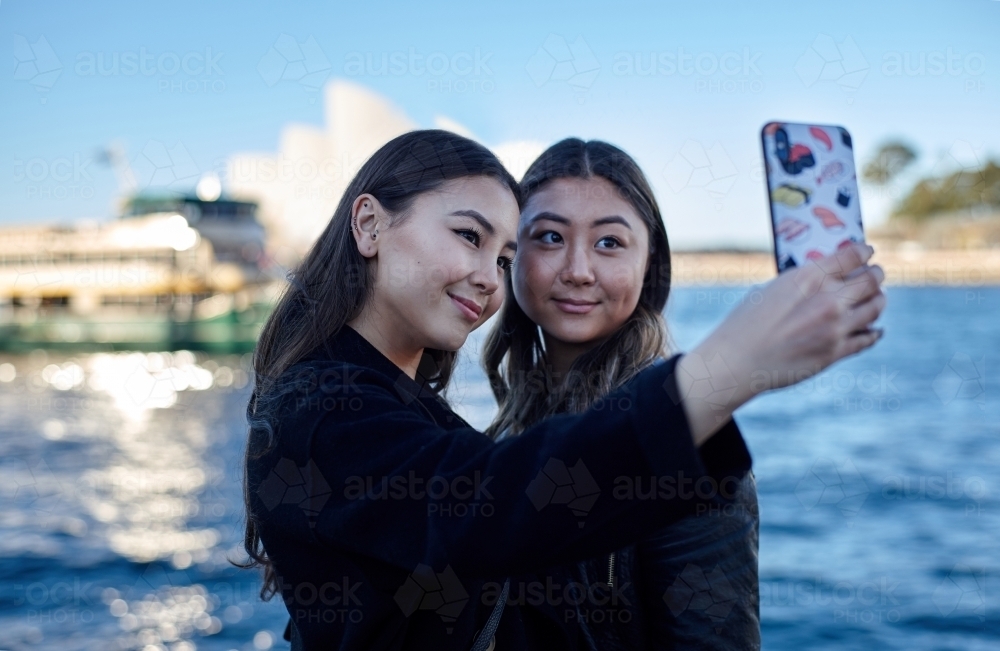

{"left": 372, "top": 228, "right": 379, "bottom": 240}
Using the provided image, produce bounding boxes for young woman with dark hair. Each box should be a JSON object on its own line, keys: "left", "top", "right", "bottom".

{"left": 241, "top": 130, "right": 885, "bottom": 650}
{"left": 484, "top": 138, "right": 768, "bottom": 649}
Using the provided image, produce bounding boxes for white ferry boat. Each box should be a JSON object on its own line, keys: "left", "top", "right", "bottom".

{"left": 0, "top": 195, "right": 279, "bottom": 352}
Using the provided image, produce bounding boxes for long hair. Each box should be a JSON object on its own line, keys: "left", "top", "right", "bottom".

{"left": 240, "top": 130, "right": 520, "bottom": 598}
{"left": 483, "top": 138, "right": 672, "bottom": 437}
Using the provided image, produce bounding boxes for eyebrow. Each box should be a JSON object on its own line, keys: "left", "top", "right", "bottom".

{"left": 527, "top": 211, "right": 570, "bottom": 226}
{"left": 592, "top": 215, "right": 633, "bottom": 230}
{"left": 451, "top": 209, "right": 516, "bottom": 251}
{"left": 527, "top": 211, "right": 633, "bottom": 231}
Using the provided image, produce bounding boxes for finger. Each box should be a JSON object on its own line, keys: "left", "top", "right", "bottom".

{"left": 791, "top": 243, "right": 872, "bottom": 298}
{"left": 845, "top": 291, "right": 886, "bottom": 333}
{"left": 840, "top": 265, "right": 885, "bottom": 304}
{"left": 825, "top": 242, "right": 874, "bottom": 280}
{"left": 843, "top": 261, "right": 884, "bottom": 283}
{"left": 838, "top": 327, "right": 884, "bottom": 359}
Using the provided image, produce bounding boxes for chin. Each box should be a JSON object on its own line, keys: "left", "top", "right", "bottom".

{"left": 547, "top": 325, "right": 601, "bottom": 346}
{"left": 428, "top": 326, "right": 470, "bottom": 352}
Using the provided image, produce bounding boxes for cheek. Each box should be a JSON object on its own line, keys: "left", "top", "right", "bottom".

{"left": 408, "top": 238, "right": 470, "bottom": 294}
{"left": 595, "top": 262, "right": 645, "bottom": 333}
{"left": 603, "top": 259, "right": 646, "bottom": 304}
{"left": 513, "top": 254, "right": 552, "bottom": 315}
{"left": 480, "top": 282, "right": 506, "bottom": 323}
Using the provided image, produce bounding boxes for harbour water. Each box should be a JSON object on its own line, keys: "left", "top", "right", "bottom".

{"left": 1, "top": 286, "right": 997, "bottom": 650}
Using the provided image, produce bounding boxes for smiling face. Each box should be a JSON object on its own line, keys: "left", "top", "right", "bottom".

{"left": 364, "top": 176, "right": 519, "bottom": 355}
{"left": 514, "top": 176, "right": 650, "bottom": 356}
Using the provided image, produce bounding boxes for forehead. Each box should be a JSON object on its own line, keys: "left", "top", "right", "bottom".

{"left": 418, "top": 176, "right": 518, "bottom": 231}
{"left": 523, "top": 177, "right": 639, "bottom": 224}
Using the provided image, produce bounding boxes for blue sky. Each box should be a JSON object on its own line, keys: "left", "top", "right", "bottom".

{"left": 3, "top": 0, "right": 999, "bottom": 248}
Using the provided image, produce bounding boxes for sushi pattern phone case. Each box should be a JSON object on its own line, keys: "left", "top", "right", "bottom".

{"left": 761, "top": 122, "right": 865, "bottom": 272}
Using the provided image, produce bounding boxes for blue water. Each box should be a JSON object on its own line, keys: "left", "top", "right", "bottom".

{"left": 657, "top": 286, "right": 1000, "bottom": 651}
{"left": 1, "top": 286, "right": 997, "bottom": 650}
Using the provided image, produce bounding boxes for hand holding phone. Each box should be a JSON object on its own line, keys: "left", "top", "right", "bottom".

{"left": 761, "top": 122, "right": 865, "bottom": 272}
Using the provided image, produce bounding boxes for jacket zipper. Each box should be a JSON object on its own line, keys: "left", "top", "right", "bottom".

{"left": 607, "top": 552, "right": 616, "bottom": 587}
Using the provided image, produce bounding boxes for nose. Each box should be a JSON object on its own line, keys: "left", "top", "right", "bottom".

{"left": 470, "top": 255, "right": 501, "bottom": 295}
{"left": 560, "top": 243, "right": 596, "bottom": 286}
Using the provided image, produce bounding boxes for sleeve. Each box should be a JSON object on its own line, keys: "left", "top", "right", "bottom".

{"left": 276, "top": 354, "right": 752, "bottom": 580}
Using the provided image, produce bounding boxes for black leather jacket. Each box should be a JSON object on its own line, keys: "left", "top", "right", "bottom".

{"left": 553, "top": 471, "right": 760, "bottom": 650}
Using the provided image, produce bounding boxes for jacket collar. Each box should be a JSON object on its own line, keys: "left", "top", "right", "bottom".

{"left": 307, "top": 325, "right": 471, "bottom": 430}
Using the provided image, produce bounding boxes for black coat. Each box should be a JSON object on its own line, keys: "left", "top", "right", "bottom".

{"left": 540, "top": 470, "right": 761, "bottom": 651}
{"left": 246, "top": 325, "right": 751, "bottom": 650}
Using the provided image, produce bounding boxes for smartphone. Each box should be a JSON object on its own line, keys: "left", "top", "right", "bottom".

{"left": 761, "top": 121, "right": 865, "bottom": 272}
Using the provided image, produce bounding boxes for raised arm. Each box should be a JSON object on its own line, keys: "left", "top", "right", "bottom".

{"left": 677, "top": 242, "right": 886, "bottom": 444}
{"left": 255, "top": 354, "right": 750, "bottom": 582}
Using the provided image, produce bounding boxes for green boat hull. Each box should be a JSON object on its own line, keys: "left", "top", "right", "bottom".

{"left": 0, "top": 305, "right": 271, "bottom": 354}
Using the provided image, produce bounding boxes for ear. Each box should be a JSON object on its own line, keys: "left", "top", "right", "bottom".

{"left": 351, "top": 193, "right": 383, "bottom": 258}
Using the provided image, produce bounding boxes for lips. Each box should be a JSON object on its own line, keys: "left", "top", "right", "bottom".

{"left": 552, "top": 297, "right": 599, "bottom": 315}
{"left": 448, "top": 293, "right": 483, "bottom": 321}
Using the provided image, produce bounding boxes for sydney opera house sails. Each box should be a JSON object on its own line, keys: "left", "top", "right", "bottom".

{"left": 226, "top": 81, "right": 417, "bottom": 255}
{"left": 226, "top": 80, "right": 545, "bottom": 257}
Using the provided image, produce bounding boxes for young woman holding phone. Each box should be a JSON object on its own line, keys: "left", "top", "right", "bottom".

{"left": 241, "top": 130, "right": 886, "bottom": 650}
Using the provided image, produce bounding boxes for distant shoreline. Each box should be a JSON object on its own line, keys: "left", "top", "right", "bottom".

{"left": 670, "top": 246, "right": 1000, "bottom": 285}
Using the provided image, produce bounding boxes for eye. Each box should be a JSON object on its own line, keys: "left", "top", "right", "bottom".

{"left": 596, "top": 236, "right": 622, "bottom": 249}
{"left": 538, "top": 231, "right": 563, "bottom": 245}
{"left": 498, "top": 256, "right": 514, "bottom": 272}
{"left": 455, "top": 228, "right": 483, "bottom": 246}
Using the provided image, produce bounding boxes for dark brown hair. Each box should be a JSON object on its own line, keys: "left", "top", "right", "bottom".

{"left": 240, "top": 130, "right": 520, "bottom": 598}
{"left": 483, "top": 138, "right": 672, "bottom": 437}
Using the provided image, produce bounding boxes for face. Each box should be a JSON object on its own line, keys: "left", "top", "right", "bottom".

{"left": 364, "top": 176, "right": 519, "bottom": 352}
{"left": 514, "top": 176, "right": 650, "bottom": 349}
